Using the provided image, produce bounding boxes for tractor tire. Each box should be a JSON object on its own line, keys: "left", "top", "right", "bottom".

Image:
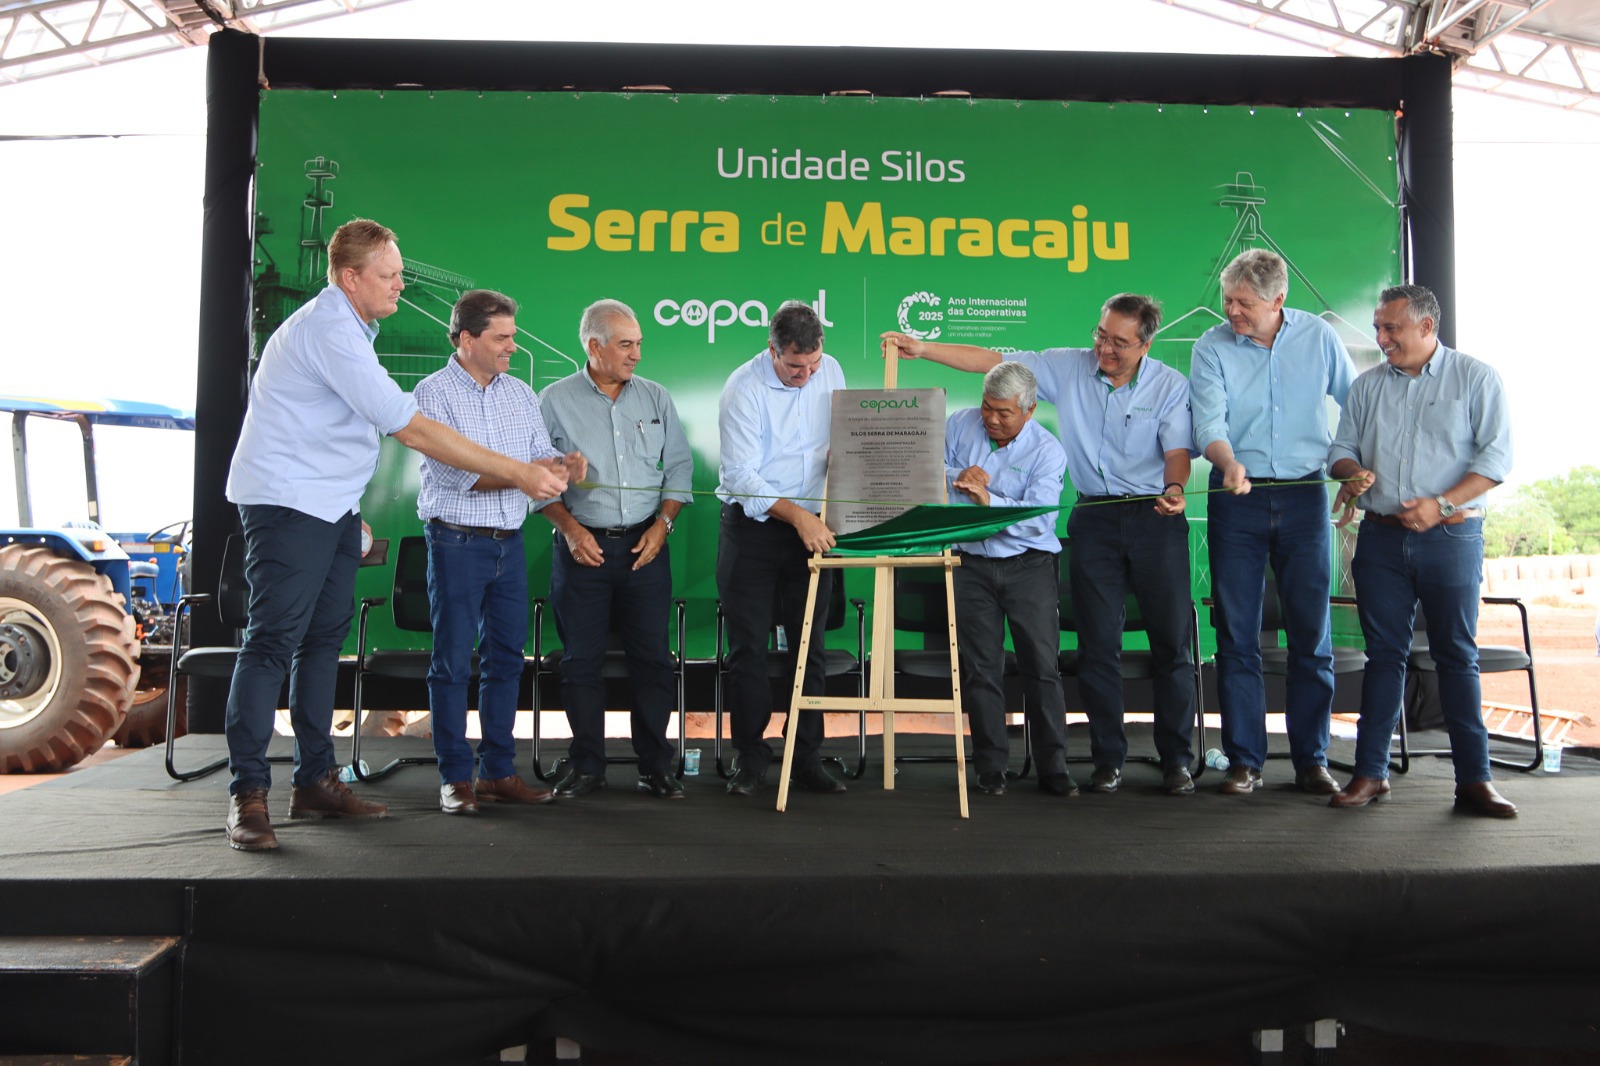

{"left": 0, "top": 545, "right": 139, "bottom": 773}
{"left": 112, "top": 668, "right": 187, "bottom": 749}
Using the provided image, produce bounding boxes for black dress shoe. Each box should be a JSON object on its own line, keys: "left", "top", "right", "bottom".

{"left": 1087, "top": 766, "right": 1121, "bottom": 793}
{"left": 794, "top": 764, "right": 847, "bottom": 794}
{"left": 1295, "top": 765, "right": 1340, "bottom": 795}
{"left": 1162, "top": 766, "right": 1195, "bottom": 796}
{"left": 726, "top": 764, "right": 765, "bottom": 796}
{"left": 976, "top": 771, "right": 1008, "bottom": 796}
{"left": 553, "top": 768, "right": 607, "bottom": 798}
{"left": 1039, "top": 772, "right": 1080, "bottom": 796}
{"left": 637, "top": 772, "right": 685, "bottom": 800}
{"left": 1454, "top": 780, "right": 1517, "bottom": 819}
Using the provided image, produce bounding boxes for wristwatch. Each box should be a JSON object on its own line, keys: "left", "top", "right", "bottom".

{"left": 1434, "top": 495, "right": 1457, "bottom": 518}
{"left": 657, "top": 513, "right": 675, "bottom": 534}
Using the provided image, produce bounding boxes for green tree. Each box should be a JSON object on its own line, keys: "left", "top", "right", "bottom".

{"left": 1484, "top": 490, "right": 1574, "bottom": 558}
{"left": 1529, "top": 465, "right": 1600, "bottom": 553}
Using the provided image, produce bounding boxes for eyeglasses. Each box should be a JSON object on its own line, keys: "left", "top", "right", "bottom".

{"left": 1091, "top": 329, "right": 1145, "bottom": 353}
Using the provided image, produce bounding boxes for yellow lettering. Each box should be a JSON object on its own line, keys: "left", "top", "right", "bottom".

{"left": 638, "top": 209, "right": 668, "bottom": 252}
{"left": 547, "top": 193, "right": 590, "bottom": 251}
{"left": 701, "top": 210, "right": 739, "bottom": 253}
{"left": 595, "top": 209, "right": 634, "bottom": 252}
{"left": 1032, "top": 220, "right": 1068, "bottom": 259}
{"left": 822, "top": 201, "right": 885, "bottom": 254}
{"left": 1093, "top": 221, "right": 1129, "bottom": 260}
{"left": 929, "top": 217, "right": 956, "bottom": 256}
{"left": 1070, "top": 205, "right": 1089, "bottom": 274}
{"left": 957, "top": 218, "right": 993, "bottom": 257}
{"left": 889, "top": 216, "right": 925, "bottom": 256}
{"left": 998, "top": 219, "right": 1030, "bottom": 259}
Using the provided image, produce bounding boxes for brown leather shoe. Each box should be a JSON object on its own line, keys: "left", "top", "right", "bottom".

{"left": 440, "top": 781, "right": 479, "bottom": 816}
{"left": 1218, "top": 765, "right": 1263, "bottom": 795}
{"left": 1454, "top": 781, "right": 1517, "bottom": 819}
{"left": 1329, "top": 775, "right": 1391, "bottom": 808}
{"left": 1295, "top": 765, "right": 1340, "bottom": 795}
{"left": 289, "top": 767, "right": 389, "bottom": 820}
{"left": 476, "top": 773, "right": 555, "bottom": 805}
{"left": 226, "top": 788, "right": 279, "bottom": 851}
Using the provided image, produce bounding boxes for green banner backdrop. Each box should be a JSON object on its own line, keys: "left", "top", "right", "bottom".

{"left": 253, "top": 90, "right": 1400, "bottom": 656}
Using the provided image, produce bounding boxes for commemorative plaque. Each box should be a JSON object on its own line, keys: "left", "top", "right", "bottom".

{"left": 824, "top": 388, "right": 947, "bottom": 536}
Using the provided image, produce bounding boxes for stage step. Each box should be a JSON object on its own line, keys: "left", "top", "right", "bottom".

{"left": 0, "top": 935, "right": 180, "bottom": 1064}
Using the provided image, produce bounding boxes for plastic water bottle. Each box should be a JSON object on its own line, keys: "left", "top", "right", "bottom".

{"left": 338, "top": 760, "right": 369, "bottom": 783}
{"left": 1203, "top": 748, "right": 1230, "bottom": 772}
{"left": 683, "top": 748, "right": 701, "bottom": 776}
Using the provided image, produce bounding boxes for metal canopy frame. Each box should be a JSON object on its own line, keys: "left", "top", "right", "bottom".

{"left": 1164, "top": 0, "right": 1600, "bottom": 115}
{"left": 0, "top": 0, "right": 410, "bottom": 85}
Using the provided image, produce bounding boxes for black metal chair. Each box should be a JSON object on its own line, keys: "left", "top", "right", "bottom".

{"left": 1057, "top": 538, "right": 1205, "bottom": 775}
{"left": 711, "top": 575, "right": 868, "bottom": 778}
{"left": 349, "top": 535, "right": 442, "bottom": 782}
{"left": 1206, "top": 574, "right": 1367, "bottom": 770}
{"left": 887, "top": 561, "right": 1033, "bottom": 779}
{"left": 529, "top": 566, "right": 689, "bottom": 782}
{"left": 1397, "top": 596, "right": 1542, "bottom": 772}
{"left": 163, "top": 533, "right": 251, "bottom": 781}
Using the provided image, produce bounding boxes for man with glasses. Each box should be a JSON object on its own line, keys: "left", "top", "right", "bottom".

{"left": 1190, "top": 249, "right": 1355, "bottom": 796}
{"left": 882, "top": 293, "right": 1199, "bottom": 795}
{"left": 716, "top": 300, "right": 849, "bottom": 798}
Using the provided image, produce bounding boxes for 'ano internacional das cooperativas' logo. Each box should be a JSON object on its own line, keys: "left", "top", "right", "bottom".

{"left": 897, "top": 290, "right": 943, "bottom": 340}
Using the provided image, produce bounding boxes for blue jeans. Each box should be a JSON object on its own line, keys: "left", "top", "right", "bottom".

{"left": 1066, "top": 502, "right": 1195, "bottom": 770}
{"left": 1208, "top": 478, "right": 1336, "bottom": 771}
{"left": 425, "top": 524, "right": 528, "bottom": 783}
{"left": 550, "top": 526, "right": 677, "bottom": 776}
{"left": 954, "top": 550, "right": 1069, "bottom": 777}
{"left": 225, "top": 504, "right": 361, "bottom": 795}
{"left": 1350, "top": 517, "right": 1490, "bottom": 783}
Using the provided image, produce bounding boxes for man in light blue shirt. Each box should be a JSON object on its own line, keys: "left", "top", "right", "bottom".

{"left": 222, "top": 219, "right": 568, "bottom": 852}
{"left": 1190, "top": 249, "right": 1355, "bottom": 796}
{"left": 535, "top": 299, "right": 694, "bottom": 801}
{"left": 1328, "top": 284, "right": 1516, "bottom": 818}
{"left": 416, "top": 289, "right": 579, "bottom": 817}
{"left": 716, "top": 300, "right": 848, "bottom": 797}
{"left": 882, "top": 293, "right": 1200, "bottom": 796}
{"left": 946, "top": 363, "right": 1075, "bottom": 796}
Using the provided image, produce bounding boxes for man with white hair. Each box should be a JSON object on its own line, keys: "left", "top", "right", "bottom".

{"left": 945, "top": 362, "right": 1075, "bottom": 796}
{"left": 536, "top": 299, "right": 693, "bottom": 800}
{"left": 1190, "top": 249, "right": 1355, "bottom": 796}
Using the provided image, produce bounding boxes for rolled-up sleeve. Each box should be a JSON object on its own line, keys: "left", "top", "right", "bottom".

{"left": 319, "top": 329, "right": 417, "bottom": 436}
{"left": 1468, "top": 363, "right": 1512, "bottom": 484}
{"left": 659, "top": 391, "right": 695, "bottom": 507}
{"left": 1188, "top": 338, "right": 1229, "bottom": 454}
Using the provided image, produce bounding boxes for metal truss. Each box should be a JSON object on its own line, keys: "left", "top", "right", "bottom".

{"left": 0, "top": 0, "right": 412, "bottom": 85}
{"left": 1157, "top": 1, "right": 1600, "bottom": 115}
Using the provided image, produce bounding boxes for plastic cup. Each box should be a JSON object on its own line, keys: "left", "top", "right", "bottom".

{"left": 1542, "top": 744, "right": 1563, "bottom": 774}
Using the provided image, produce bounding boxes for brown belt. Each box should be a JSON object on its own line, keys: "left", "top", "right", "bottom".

{"left": 1364, "top": 509, "right": 1482, "bottom": 528}
{"left": 429, "top": 518, "right": 519, "bottom": 540}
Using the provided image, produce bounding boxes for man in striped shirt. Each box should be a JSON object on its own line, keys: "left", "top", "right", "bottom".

{"left": 415, "top": 289, "right": 584, "bottom": 816}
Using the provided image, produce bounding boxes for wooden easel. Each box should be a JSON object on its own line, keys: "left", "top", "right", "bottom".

{"left": 774, "top": 350, "right": 969, "bottom": 817}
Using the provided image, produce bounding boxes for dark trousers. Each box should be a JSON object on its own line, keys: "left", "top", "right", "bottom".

{"left": 550, "top": 526, "right": 677, "bottom": 777}
{"left": 225, "top": 503, "right": 361, "bottom": 795}
{"left": 715, "top": 504, "right": 833, "bottom": 775}
{"left": 954, "top": 550, "right": 1070, "bottom": 776}
{"left": 1066, "top": 501, "right": 1196, "bottom": 769}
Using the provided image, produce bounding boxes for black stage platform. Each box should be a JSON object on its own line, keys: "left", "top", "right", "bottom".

{"left": 2, "top": 730, "right": 1597, "bottom": 1066}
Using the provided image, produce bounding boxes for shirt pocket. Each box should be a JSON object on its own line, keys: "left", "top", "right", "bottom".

{"left": 1121, "top": 414, "right": 1160, "bottom": 458}
{"left": 1417, "top": 398, "right": 1470, "bottom": 448}
{"left": 633, "top": 420, "right": 667, "bottom": 468}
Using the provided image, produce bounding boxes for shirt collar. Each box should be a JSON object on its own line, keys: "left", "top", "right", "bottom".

{"left": 446, "top": 355, "right": 499, "bottom": 392}
{"left": 332, "top": 285, "right": 380, "bottom": 343}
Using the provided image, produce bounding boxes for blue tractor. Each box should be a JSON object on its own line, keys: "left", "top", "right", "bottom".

{"left": 0, "top": 396, "right": 195, "bottom": 772}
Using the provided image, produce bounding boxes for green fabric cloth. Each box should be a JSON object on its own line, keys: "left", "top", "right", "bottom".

{"left": 830, "top": 504, "right": 1060, "bottom": 557}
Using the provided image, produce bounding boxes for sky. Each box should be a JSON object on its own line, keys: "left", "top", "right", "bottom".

{"left": 2, "top": 0, "right": 1596, "bottom": 533}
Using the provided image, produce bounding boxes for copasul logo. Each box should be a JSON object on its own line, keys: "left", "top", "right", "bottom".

{"left": 896, "top": 290, "right": 942, "bottom": 340}
{"left": 859, "top": 396, "right": 920, "bottom": 411}
{"left": 654, "top": 290, "right": 832, "bottom": 343}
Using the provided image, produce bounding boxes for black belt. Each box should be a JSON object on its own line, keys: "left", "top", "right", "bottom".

{"left": 582, "top": 516, "right": 657, "bottom": 538}
{"left": 428, "top": 518, "right": 519, "bottom": 540}
{"left": 1076, "top": 493, "right": 1142, "bottom": 504}
{"left": 1247, "top": 474, "right": 1319, "bottom": 485}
